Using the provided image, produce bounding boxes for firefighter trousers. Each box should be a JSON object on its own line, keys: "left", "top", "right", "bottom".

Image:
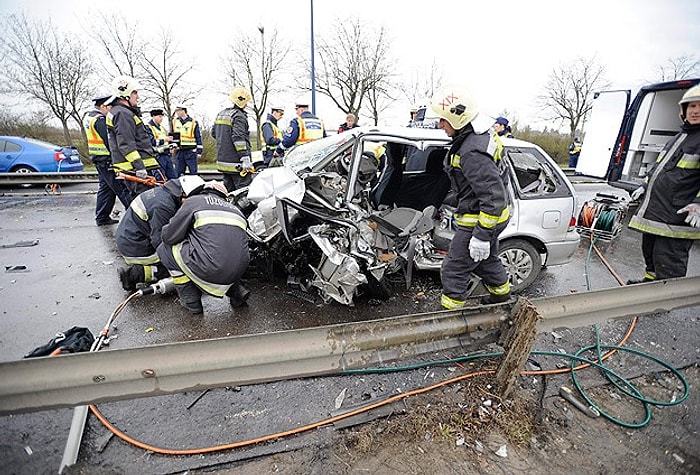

{"left": 641, "top": 232, "right": 693, "bottom": 280}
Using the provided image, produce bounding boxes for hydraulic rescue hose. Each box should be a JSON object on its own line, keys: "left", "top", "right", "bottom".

{"left": 84, "top": 240, "right": 689, "bottom": 457}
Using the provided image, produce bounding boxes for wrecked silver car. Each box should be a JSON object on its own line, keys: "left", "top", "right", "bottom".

{"left": 231, "top": 127, "right": 580, "bottom": 306}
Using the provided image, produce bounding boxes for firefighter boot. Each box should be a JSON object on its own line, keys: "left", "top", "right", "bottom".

{"left": 227, "top": 282, "right": 251, "bottom": 309}
{"left": 119, "top": 265, "right": 145, "bottom": 292}
{"left": 175, "top": 282, "right": 203, "bottom": 314}
{"left": 480, "top": 292, "right": 513, "bottom": 305}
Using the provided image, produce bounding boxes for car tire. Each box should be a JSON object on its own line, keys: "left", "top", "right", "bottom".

{"left": 498, "top": 239, "right": 541, "bottom": 292}
{"left": 12, "top": 166, "right": 36, "bottom": 188}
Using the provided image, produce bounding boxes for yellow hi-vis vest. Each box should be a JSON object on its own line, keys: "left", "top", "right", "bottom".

{"left": 84, "top": 111, "right": 109, "bottom": 156}
{"left": 173, "top": 118, "right": 197, "bottom": 148}
{"left": 296, "top": 116, "right": 324, "bottom": 144}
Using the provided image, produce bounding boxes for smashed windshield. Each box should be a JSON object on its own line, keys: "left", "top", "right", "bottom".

{"left": 283, "top": 133, "right": 355, "bottom": 174}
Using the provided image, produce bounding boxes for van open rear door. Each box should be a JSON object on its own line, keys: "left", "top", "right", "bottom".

{"left": 575, "top": 90, "right": 630, "bottom": 178}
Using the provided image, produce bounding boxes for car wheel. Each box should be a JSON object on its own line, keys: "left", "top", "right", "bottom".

{"left": 498, "top": 239, "right": 542, "bottom": 292}
{"left": 12, "top": 166, "right": 36, "bottom": 188}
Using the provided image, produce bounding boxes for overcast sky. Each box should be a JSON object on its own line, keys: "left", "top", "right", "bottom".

{"left": 1, "top": 0, "right": 699, "bottom": 131}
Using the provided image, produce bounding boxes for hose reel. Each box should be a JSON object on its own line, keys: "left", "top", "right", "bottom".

{"left": 576, "top": 193, "right": 628, "bottom": 242}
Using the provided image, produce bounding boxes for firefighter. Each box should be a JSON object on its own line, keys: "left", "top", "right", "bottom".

{"left": 146, "top": 109, "right": 177, "bottom": 180}
{"left": 211, "top": 86, "right": 254, "bottom": 191}
{"left": 627, "top": 84, "right": 700, "bottom": 283}
{"left": 261, "top": 105, "right": 285, "bottom": 166}
{"left": 157, "top": 181, "right": 251, "bottom": 314}
{"left": 172, "top": 105, "right": 203, "bottom": 176}
{"left": 116, "top": 175, "right": 205, "bottom": 291}
{"left": 429, "top": 84, "right": 512, "bottom": 309}
{"left": 105, "top": 75, "right": 160, "bottom": 197}
{"left": 83, "top": 93, "right": 133, "bottom": 226}
{"left": 275, "top": 99, "right": 326, "bottom": 156}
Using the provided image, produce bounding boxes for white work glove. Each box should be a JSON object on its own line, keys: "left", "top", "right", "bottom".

{"left": 630, "top": 186, "right": 645, "bottom": 201}
{"left": 469, "top": 236, "right": 491, "bottom": 262}
{"left": 677, "top": 203, "right": 700, "bottom": 228}
{"left": 135, "top": 169, "right": 148, "bottom": 179}
{"left": 240, "top": 156, "right": 252, "bottom": 170}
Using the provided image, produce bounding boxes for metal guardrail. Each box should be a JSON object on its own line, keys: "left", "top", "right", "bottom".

{"left": 0, "top": 276, "right": 698, "bottom": 416}
{"left": 0, "top": 170, "right": 224, "bottom": 186}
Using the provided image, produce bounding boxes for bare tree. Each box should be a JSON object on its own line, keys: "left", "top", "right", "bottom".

{"left": 312, "top": 18, "right": 396, "bottom": 123}
{"left": 139, "top": 28, "right": 202, "bottom": 127}
{"left": 403, "top": 59, "right": 443, "bottom": 106}
{"left": 220, "top": 26, "right": 290, "bottom": 148}
{"left": 1, "top": 13, "right": 94, "bottom": 145}
{"left": 653, "top": 54, "right": 700, "bottom": 82}
{"left": 537, "top": 56, "right": 610, "bottom": 140}
{"left": 88, "top": 12, "right": 144, "bottom": 79}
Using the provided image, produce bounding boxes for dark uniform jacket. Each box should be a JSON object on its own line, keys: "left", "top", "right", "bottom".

{"left": 160, "top": 189, "right": 249, "bottom": 296}
{"left": 629, "top": 123, "right": 700, "bottom": 240}
{"left": 212, "top": 106, "right": 251, "bottom": 172}
{"left": 106, "top": 102, "right": 159, "bottom": 173}
{"left": 446, "top": 125, "right": 510, "bottom": 242}
{"left": 261, "top": 113, "right": 282, "bottom": 163}
{"left": 115, "top": 179, "right": 184, "bottom": 263}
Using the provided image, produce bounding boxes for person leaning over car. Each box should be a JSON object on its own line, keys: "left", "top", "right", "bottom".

{"left": 212, "top": 86, "right": 255, "bottom": 192}
{"left": 105, "top": 75, "right": 161, "bottom": 198}
{"left": 157, "top": 181, "right": 251, "bottom": 315}
{"left": 84, "top": 93, "right": 133, "bottom": 226}
{"left": 275, "top": 100, "right": 326, "bottom": 157}
{"left": 627, "top": 84, "right": 700, "bottom": 284}
{"left": 430, "top": 84, "right": 512, "bottom": 309}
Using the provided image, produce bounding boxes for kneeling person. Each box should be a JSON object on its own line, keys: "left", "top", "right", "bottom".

{"left": 157, "top": 181, "right": 250, "bottom": 314}
{"left": 116, "top": 175, "right": 205, "bottom": 291}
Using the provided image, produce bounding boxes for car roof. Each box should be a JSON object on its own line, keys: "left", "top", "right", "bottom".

{"left": 0, "top": 136, "right": 63, "bottom": 149}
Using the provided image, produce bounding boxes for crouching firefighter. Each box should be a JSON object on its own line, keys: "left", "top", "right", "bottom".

{"left": 429, "top": 84, "right": 512, "bottom": 309}
{"left": 116, "top": 175, "right": 205, "bottom": 291}
{"left": 157, "top": 181, "right": 251, "bottom": 314}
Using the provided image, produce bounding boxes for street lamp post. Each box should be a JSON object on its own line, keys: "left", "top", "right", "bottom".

{"left": 310, "top": 0, "right": 316, "bottom": 114}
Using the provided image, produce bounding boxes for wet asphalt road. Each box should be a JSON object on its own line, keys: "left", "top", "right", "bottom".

{"left": 0, "top": 180, "right": 698, "bottom": 474}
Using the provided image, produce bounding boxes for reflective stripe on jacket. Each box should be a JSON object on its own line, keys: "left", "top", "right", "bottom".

{"left": 211, "top": 106, "right": 250, "bottom": 173}
{"left": 147, "top": 120, "right": 170, "bottom": 154}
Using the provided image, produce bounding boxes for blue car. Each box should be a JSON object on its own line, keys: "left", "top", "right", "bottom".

{"left": 0, "top": 136, "right": 84, "bottom": 174}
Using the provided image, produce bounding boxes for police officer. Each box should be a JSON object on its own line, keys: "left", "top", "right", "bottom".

{"left": 568, "top": 136, "right": 582, "bottom": 168}
{"left": 116, "top": 175, "right": 204, "bottom": 291}
{"left": 627, "top": 84, "right": 700, "bottom": 283}
{"left": 211, "top": 86, "right": 254, "bottom": 191}
{"left": 157, "top": 181, "right": 251, "bottom": 314}
{"left": 105, "top": 75, "right": 160, "bottom": 197}
{"left": 146, "top": 109, "right": 177, "bottom": 180}
{"left": 261, "top": 105, "right": 284, "bottom": 166}
{"left": 84, "top": 94, "right": 133, "bottom": 226}
{"left": 275, "top": 99, "right": 326, "bottom": 156}
{"left": 172, "top": 105, "right": 203, "bottom": 176}
{"left": 429, "top": 85, "right": 512, "bottom": 309}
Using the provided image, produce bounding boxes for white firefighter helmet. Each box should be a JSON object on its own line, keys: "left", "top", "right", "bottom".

{"left": 111, "top": 75, "right": 141, "bottom": 100}
{"left": 204, "top": 180, "right": 229, "bottom": 197}
{"left": 429, "top": 84, "right": 479, "bottom": 130}
{"left": 679, "top": 84, "right": 700, "bottom": 119}
{"left": 230, "top": 86, "right": 252, "bottom": 108}
{"left": 178, "top": 175, "right": 205, "bottom": 197}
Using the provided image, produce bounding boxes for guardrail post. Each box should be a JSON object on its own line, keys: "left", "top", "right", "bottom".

{"left": 495, "top": 297, "right": 540, "bottom": 398}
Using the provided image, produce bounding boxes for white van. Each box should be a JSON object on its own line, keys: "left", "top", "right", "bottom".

{"left": 575, "top": 78, "right": 700, "bottom": 192}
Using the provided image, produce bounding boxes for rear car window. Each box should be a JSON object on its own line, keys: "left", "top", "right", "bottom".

{"left": 505, "top": 147, "right": 570, "bottom": 199}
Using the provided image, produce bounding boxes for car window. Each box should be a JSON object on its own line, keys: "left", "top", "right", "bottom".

{"left": 284, "top": 133, "right": 354, "bottom": 174}
{"left": 504, "top": 147, "right": 570, "bottom": 199}
{"left": 3, "top": 140, "right": 22, "bottom": 153}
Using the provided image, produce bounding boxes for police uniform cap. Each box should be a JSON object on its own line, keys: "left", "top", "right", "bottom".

{"left": 149, "top": 109, "right": 164, "bottom": 116}
{"left": 93, "top": 94, "right": 112, "bottom": 106}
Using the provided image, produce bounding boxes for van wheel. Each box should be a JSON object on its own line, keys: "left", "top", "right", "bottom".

{"left": 498, "top": 239, "right": 541, "bottom": 292}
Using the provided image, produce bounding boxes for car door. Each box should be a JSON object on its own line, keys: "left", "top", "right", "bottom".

{"left": 0, "top": 139, "right": 22, "bottom": 172}
{"left": 574, "top": 90, "right": 630, "bottom": 179}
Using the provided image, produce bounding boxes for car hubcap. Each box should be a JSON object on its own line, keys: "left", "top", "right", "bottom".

{"left": 500, "top": 249, "right": 533, "bottom": 285}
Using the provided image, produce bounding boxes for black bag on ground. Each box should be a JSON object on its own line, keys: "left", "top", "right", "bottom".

{"left": 24, "top": 326, "right": 95, "bottom": 358}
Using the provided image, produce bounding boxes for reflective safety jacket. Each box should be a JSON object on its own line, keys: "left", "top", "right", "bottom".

{"left": 115, "top": 179, "right": 185, "bottom": 265}
{"left": 446, "top": 124, "right": 510, "bottom": 242}
{"left": 106, "top": 102, "right": 159, "bottom": 173}
{"left": 211, "top": 106, "right": 250, "bottom": 173}
{"left": 629, "top": 124, "right": 700, "bottom": 240}
{"left": 147, "top": 119, "right": 170, "bottom": 155}
{"left": 160, "top": 190, "right": 250, "bottom": 297}
{"left": 261, "top": 113, "right": 282, "bottom": 162}
{"left": 279, "top": 111, "right": 326, "bottom": 150}
{"left": 173, "top": 115, "right": 202, "bottom": 153}
{"left": 84, "top": 109, "right": 110, "bottom": 158}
